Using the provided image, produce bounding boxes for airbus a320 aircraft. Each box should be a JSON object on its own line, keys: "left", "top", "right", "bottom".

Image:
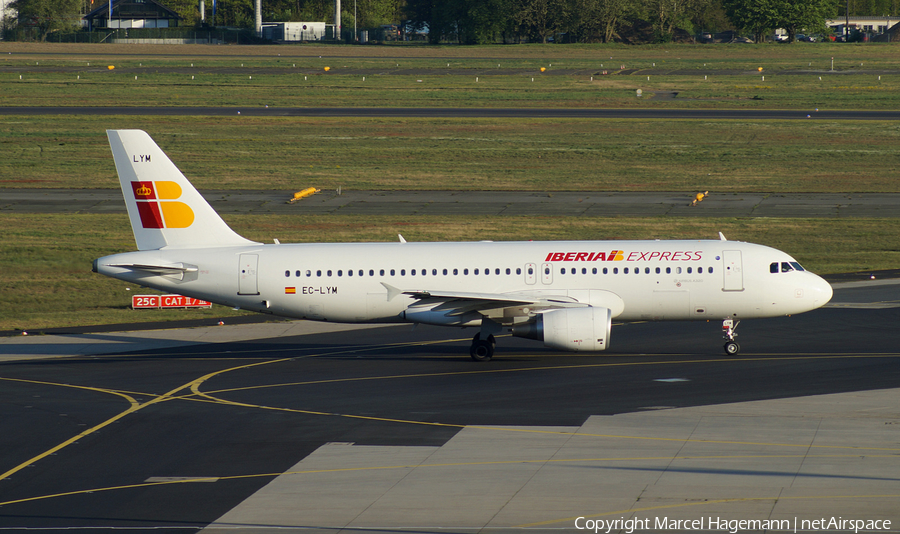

{"left": 94, "top": 130, "right": 833, "bottom": 361}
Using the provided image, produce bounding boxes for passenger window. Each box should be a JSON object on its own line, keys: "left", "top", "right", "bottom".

{"left": 582, "top": 268, "right": 587, "bottom": 275}
{"left": 571, "top": 268, "right": 576, "bottom": 274}
{"left": 474, "top": 268, "right": 480, "bottom": 275}
{"left": 645, "top": 267, "right": 650, "bottom": 274}
{"left": 401, "top": 269, "right": 406, "bottom": 276}
{"left": 317, "top": 270, "right": 322, "bottom": 277}
{"left": 506, "top": 268, "right": 511, "bottom": 275}
{"left": 453, "top": 268, "right": 458, "bottom": 275}
{"left": 666, "top": 267, "right": 671, "bottom": 274}
{"left": 516, "top": 268, "right": 522, "bottom": 275}
{"left": 442, "top": 269, "right": 447, "bottom": 275}
{"left": 624, "top": 268, "right": 629, "bottom": 274}
{"left": 526, "top": 267, "right": 531, "bottom": 275}
{"left": 687, "top": 267, "right": 692, "bottom": 274}
{"left": 390, "top": 269, "right": 395, "bottom": 276}
{"left": 347, "top": 270, "right": 352, "bottom": 277}
{"left": 560, "top": 268, "right": 565, "bottom": 275}
{"left": 433, "top": 269, "right": 438, "bottom": 276}
{"left": 284, "top": 270, "right": 290, "bottom": 277}
{"left": 592, "top": 267, "right": 597, "bottom": 274}
{"left": 379, "top": 269, "right": 385, "bottom": 276}
{"left": 544, "top": 267, "right": 550, "bottom": 274}
{"left": 655, "top": 267, "right": 661, "bottom": 274}
{"left": 411, "top": 269, "right": 416, "bottom": 276}
{"left": 496, "top": 268, "right": 501, "bottom": 275}
{"left": 464, "top": 268, "right": 469, "bottom": 275}
{"left": 698, "top": 267, "right": 702, "bottom": 274}
{"left": 676, "top": 267, "right": 682, "bottom": 274}
{"left": 369, "top": 270, "right": 374, "bottom": 276}
{"left": 770, "top": 262, "right": 779, "bottom": 273}
{"left": 306, "top": 270, "right": 311, "bottom": 277}
{"left": 603, "top": 268, "right": 608, "bottom": 274}
{"left": 613, "top": 268, "right": 618, "bottom": 274}
{"left": 338, "top": 270, "right": 343, "bottom": 277}
{"left": 327, "top": 270, "right": 333, "bottom": 277}
{"left": 358, "top": 270, "right": 363, "bottom": 276}
{"left": 709, "top": 267, "right": 714, "bottom": 273}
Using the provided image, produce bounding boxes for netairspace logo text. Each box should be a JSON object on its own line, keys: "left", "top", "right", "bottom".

{"left": 574, "top": 516, "right": 892, "bottom": 534}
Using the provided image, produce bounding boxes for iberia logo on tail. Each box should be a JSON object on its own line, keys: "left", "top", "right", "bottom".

{"left": 131, "top": 181, "right": 194, "bottom": 229}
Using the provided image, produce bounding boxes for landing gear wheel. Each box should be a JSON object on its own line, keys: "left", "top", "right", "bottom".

{"left": 470, "top": 334, "right": 495, "bottom": 362}
{"left": 721, "top": 319, "right": 740, "bottom": 355}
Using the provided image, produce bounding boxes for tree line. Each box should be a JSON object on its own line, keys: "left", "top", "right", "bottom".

{"left": 5, "top": 0, "right": 898, "bottom": 43}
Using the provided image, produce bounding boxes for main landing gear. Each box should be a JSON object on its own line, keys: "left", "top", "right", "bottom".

{"left": 470, "top": 333, "right": 496, "bottom": 362}
{"left": 722, "top": 319, "right": 740, "bottom": 355}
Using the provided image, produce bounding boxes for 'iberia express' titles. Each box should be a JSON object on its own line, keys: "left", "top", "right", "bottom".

{"left": 544, "top": 250, "right": 702, "bottom": 262}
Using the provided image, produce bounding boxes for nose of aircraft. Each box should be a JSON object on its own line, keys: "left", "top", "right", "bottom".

{"left": 810, "top": 273, "right": 833, "bottom": 308}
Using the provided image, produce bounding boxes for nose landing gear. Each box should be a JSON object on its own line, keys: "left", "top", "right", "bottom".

{"left": 723, "top": 319, "right": 740, "bottom": 355}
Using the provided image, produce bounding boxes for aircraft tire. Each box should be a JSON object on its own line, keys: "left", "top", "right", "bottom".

{"left": 724, "top": 341, "right": 740, "bottom": 355}
{"left": 470, "top": 339, "right": 494, "bottom": 362}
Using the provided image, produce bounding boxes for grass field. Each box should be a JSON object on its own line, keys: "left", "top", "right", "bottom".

{"left": 1, "top": 42, "right": 899, "bottom": 330}
{"left": 2, "top": 212, "right": 897, "bottom": 331}
{"left": 5, "top": 41, "right": 900, "bottom": 70}
{"left": 3, "top": 68, "right": 900, "bottom": 110}
{"left": 3, "top": 116, "right": 900, "bottom": 192}
{"left": 4, "top": 42, "right": 900, "bottom": 110}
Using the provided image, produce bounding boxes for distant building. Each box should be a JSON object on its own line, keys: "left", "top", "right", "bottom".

{"left": 826, "top": 15, "right": 900, "bottom": 37}
{"left": 84, "top": 0, "right": 183, "bottom": 31}
{"left": 262, "top": 22, "right": 327, "bottom": 41}
{"left": 1, "top": 0, "right": 14, "bottom": 22}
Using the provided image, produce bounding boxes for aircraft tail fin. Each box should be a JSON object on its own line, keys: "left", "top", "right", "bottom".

{"left": 107, "top": 129, "right": 258, "bottom": 251}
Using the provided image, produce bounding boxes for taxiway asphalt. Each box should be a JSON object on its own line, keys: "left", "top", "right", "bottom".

{"left": 6, "top": 189, "right": 900, "bottom": 218}
{"left": 0, "top": 279, "right": 898, "bottom": 532}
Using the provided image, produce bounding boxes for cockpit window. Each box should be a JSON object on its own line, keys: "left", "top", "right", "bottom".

{"left": 772, "top": 261, "right": 807, "bottom": 273}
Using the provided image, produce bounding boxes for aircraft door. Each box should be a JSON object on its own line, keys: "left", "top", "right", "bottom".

{"left": 541, "top": 263, "right": 553, "bottom": 285}
{"left": 525, "top": 263, "right": 536, "bottom": 285}
{"left": 238, "top": 254, "right": 260, "bottom": 295}
{"left": 722, "top": 250, "right": 743, "bottom": 291}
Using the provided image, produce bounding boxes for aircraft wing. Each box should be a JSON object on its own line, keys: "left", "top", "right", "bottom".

{"left": 381, "top": 283, "right": 586, "bottom": 316}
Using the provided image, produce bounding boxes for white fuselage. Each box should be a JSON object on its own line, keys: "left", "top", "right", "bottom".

{"left": 95, "top": 239, "right": 833, "bottom": 325}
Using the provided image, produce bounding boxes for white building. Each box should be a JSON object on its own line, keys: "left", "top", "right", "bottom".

{"left": 826, "top": 15, "right": 900, "bottom": 36}
{"left": 262, "top": 22, "right": 327, "bottom": 41}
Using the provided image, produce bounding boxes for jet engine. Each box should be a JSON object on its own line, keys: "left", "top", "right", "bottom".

{"left": 511, "top": 307, "right": 611, "bottom": 351}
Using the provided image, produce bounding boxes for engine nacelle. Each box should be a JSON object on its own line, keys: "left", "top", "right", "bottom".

{"left": 511, "top": 307, "right": 611, "bottom": 351}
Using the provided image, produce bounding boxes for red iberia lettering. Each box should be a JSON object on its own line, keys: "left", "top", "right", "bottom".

{"left": 545, "top": 250, "right": 627, "bottom": 261}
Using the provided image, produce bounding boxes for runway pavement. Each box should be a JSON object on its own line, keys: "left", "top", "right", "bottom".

{"left": 0, "top": 279, "right": 898, "bottom": 532}
{"left": 6, "top": 189, "right": 900, "bottom": 218}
